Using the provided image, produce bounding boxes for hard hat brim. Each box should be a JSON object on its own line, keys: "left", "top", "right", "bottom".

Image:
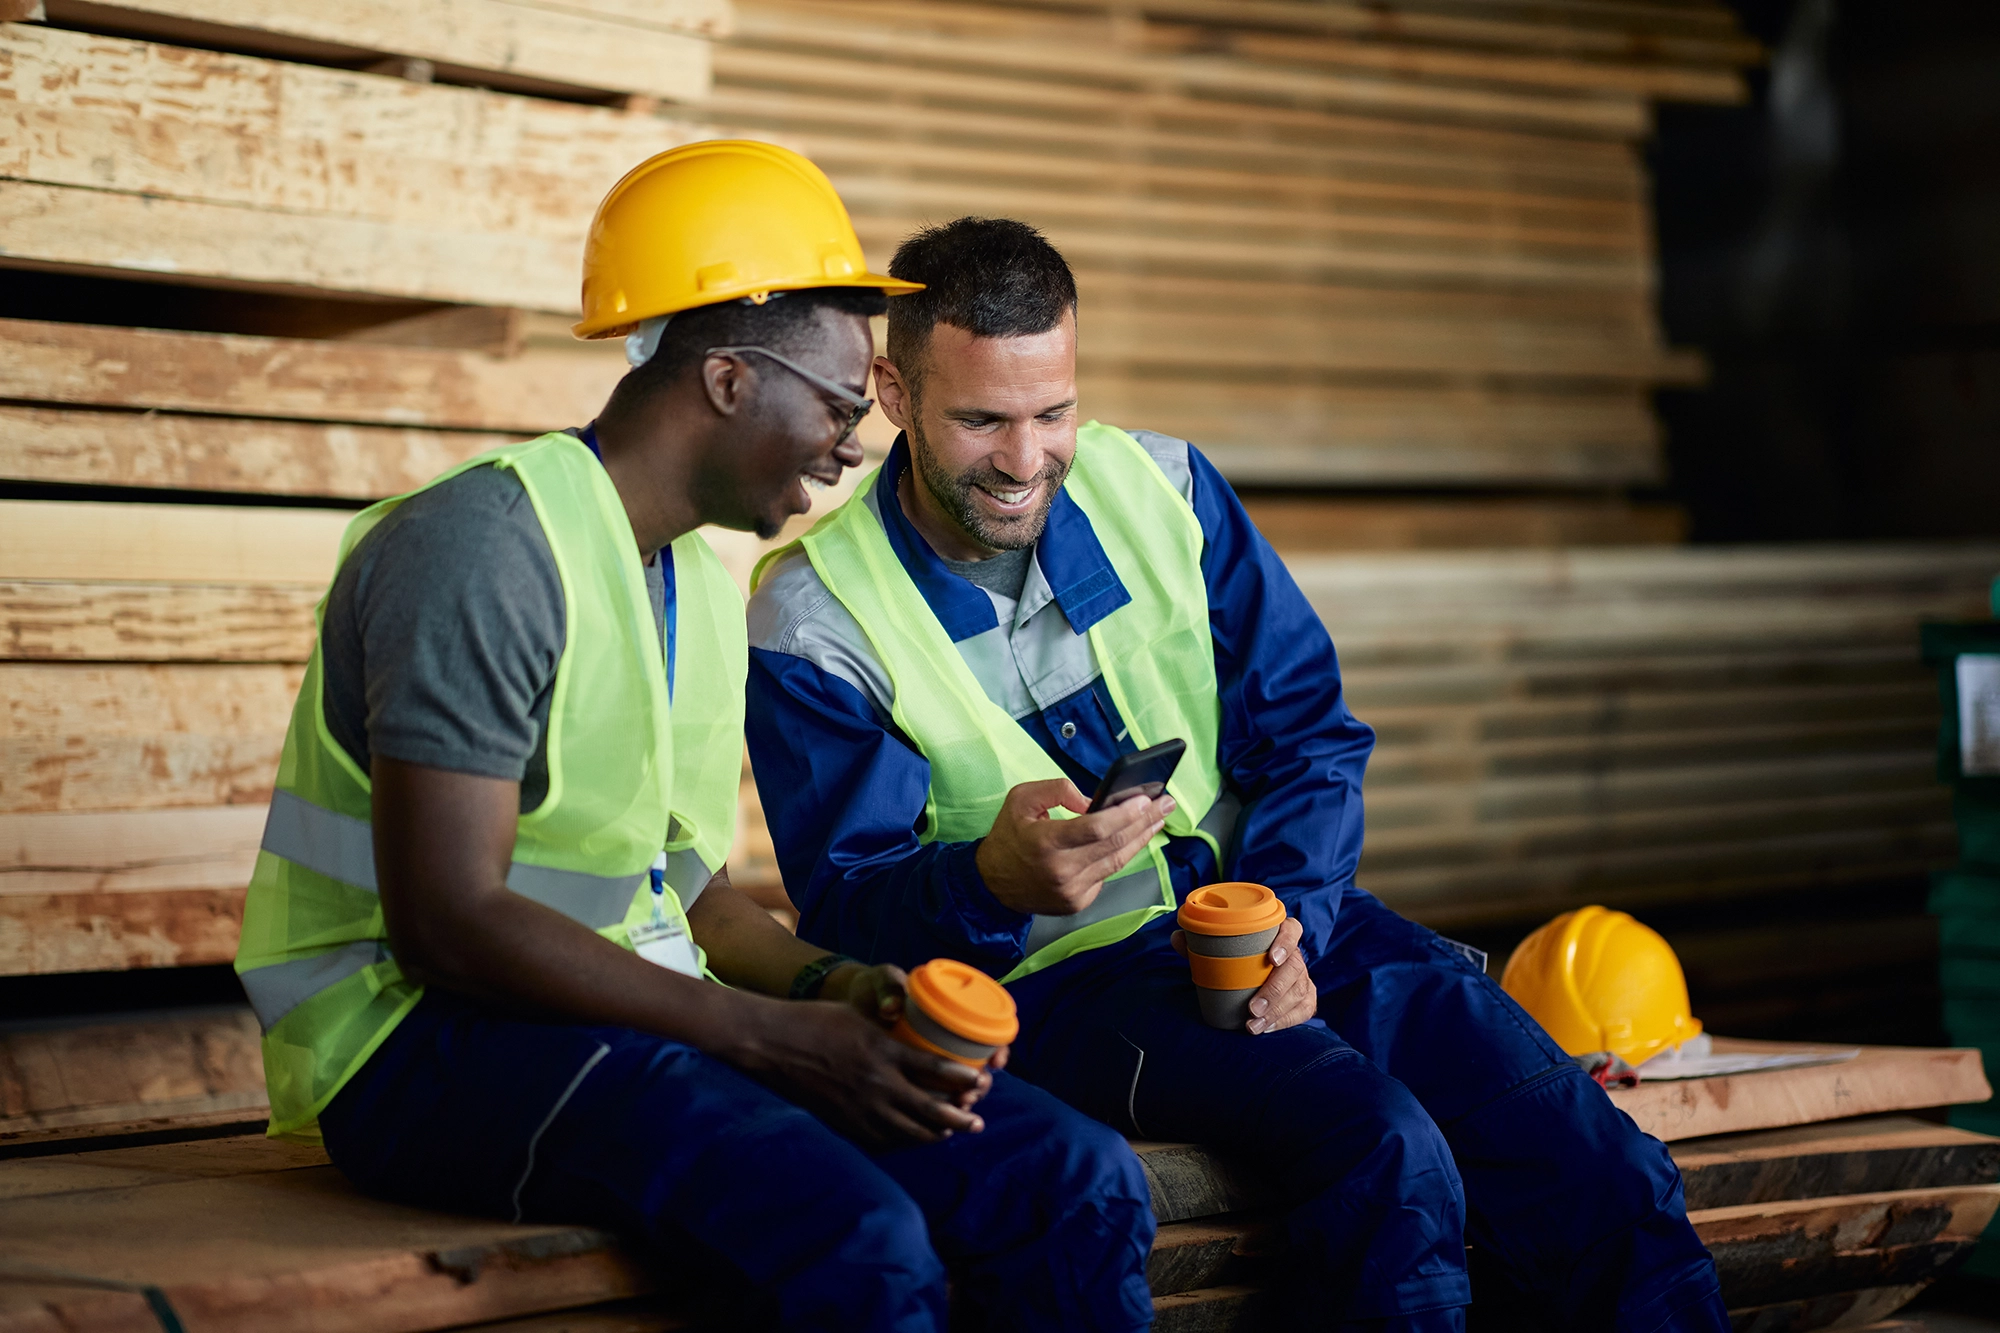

{"left": 572, "top": 271, "right": 923, "bottom": 341}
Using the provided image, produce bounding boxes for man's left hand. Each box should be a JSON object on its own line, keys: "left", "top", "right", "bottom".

{"left": 822, "top": 961, "right": 1011, "bottom": 1075}
{"left": 1172, "top": 917, "right": 1314, "bottom": 1035}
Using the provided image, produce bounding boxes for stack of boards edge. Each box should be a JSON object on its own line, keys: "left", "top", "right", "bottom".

{"left": 3, "top": 1105, "right": 1995, "bottom": 1330}
{"left": 702, "top": 0, "right": 1757, "bottom": 486}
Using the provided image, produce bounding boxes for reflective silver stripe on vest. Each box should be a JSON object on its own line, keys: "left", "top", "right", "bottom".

{"left": 262, "top": 788, "right": 649, "bottom": 930}
{"left": 1025, "top": 864, "right": 1167, "bottom": 954}
{"left": 661, "top": 845, "right": 717, "bottom": 910}
{"left": 240, "top": 939, "right": 390, "bottom": 1031}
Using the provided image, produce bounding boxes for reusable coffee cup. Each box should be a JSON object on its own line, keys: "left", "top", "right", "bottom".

{"left": 890, "top": 958, "right": 1020, "bottom": 1068}
{"left": 1178, "top": 882, "right": 1288, "bottom": 1030}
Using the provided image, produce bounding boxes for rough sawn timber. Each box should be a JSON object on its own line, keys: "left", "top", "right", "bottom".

{"left": 36, "top": 0, "right": 718, "bottom": 101}
{"left": 0, "top": 318, "right": 622, "bottom": 432}
{"left": 1609, "top": 1041, "right": 1994, "bottom": 1142}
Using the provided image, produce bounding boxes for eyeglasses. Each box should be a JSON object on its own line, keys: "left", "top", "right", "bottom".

{"left": 707, "top": 345, "right": 873, "bottom": 445}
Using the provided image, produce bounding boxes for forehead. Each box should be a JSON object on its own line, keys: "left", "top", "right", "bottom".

{"left": 923, "top": 316, "right": 1077, "bottom": 404}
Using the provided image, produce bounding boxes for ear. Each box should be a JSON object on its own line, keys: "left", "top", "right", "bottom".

{"left": 699, "top": 350, "right": 751, "bottom": 418}
{"left": 874, "top": 355, "right": 915, "bottom": 431}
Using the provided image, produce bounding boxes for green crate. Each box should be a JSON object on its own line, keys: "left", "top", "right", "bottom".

{"left": 1944, "top": 957, "right": 2000, "bottom": 997}
{"left": 1960, "top": 791, "right": 2000, "bottom": 872}
{"left": 1943, "top": 916, "right": 2000, "bottom": 958}
{"left": 1934, "top": 868, "right": 2000, "bottom": 918}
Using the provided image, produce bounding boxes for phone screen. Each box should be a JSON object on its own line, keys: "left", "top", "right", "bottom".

{"left": 1087, "top": 738, "right": 1187, "bottom": 813}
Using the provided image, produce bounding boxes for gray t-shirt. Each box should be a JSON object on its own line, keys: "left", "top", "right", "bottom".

{"left": 321, "top": 464, "right": 666, "bottom": 812}
{"left": 939, "top": 546, "right": 1033, "bottom": 601}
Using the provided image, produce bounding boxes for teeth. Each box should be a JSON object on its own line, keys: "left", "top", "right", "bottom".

{"left": 987, "top": 487, "right": 1032, "bottom": 505}
{"left": 802, "top": 474, "right": 829, "bottom": 492}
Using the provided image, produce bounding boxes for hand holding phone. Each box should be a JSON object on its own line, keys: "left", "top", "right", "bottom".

{"left": 1087, "top": 738, "right": 1186, "bottom": 814}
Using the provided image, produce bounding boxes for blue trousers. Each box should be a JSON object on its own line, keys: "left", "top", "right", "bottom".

{"left": 1006, "top": 888, "right": 1730, "bottom": 1333}
{"left": 319, "top": 991, "right": 1156, "bottom": 1333}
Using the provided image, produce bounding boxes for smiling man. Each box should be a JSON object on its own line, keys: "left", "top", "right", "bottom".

{"left": 234, "top": 156, "right": 1154, "bottom": 1333}
{"left": 745, "top": 217, "right": 1728, "bottom": 1332}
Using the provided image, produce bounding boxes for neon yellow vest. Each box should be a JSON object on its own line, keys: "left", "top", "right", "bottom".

{"left": 762, "top": 421, "right": 1223, "bottom": 982}
{"left": 236, "top": 433, "right": 745, "bottom": 1141}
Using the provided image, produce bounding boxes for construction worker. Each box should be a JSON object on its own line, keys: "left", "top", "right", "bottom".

{"left": 234, "top": 151, "right": 1155, "bottom": 1333}
{"left": 745, "top": 217, "right": 1730, "bottom": 1332}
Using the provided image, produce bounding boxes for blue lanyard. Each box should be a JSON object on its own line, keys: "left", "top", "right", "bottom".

{"left": 578, "top": 424, "right": 675, "bottom": 698}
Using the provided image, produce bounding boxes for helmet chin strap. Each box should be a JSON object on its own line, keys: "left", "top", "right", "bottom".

{"left": 625, "top": 315, "right": 671, "bottom": 368}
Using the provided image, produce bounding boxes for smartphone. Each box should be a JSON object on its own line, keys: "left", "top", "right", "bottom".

{"left": 1086, "top": 738, "right": 1186, "bottom": 814}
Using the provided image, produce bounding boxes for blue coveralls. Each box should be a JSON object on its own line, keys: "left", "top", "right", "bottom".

{"left": 319, "top": 991, "right": 1156, "bottom": 1332}
{"left": 745, "top": 433, "right": 1729, "bottom": 1332}
{"left": 313, "top": 428, "right": 1158, "bottom": 1333}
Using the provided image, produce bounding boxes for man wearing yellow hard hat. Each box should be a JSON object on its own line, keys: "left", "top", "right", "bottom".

{"left": 234, "top": 144, "right": 1155, "bottom": 1332}
{"left": 745, "top": 218, "right": 1728, "bottom": 1330}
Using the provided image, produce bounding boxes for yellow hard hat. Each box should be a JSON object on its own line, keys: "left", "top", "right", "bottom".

{"left": 1500, "top": 906, "right": 1702, "bottom": 1065}
{"left": 573, "top": 139, "right": 921, "bottom": 340}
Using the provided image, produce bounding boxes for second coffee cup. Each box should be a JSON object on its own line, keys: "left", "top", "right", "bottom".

{"left": 1177, "top": 882, "right": 1288, "bottom": 1030}
{"left": 889, "top": 958, "right": 1020, "bottom": 1068}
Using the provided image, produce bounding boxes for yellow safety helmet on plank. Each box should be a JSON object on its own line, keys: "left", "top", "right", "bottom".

{"left": 574, "top": 139, "right": 921, "bottom": 340}
{"left": 1500, "top": 905, "right": 1702, "bottom": 1066}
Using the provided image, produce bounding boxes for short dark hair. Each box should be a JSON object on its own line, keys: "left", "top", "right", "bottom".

{"left": 885, "top": 218, "right": 1077, "bottom": 393}
{"left": 605, "top": 286, "right": 888, "bottom": 413}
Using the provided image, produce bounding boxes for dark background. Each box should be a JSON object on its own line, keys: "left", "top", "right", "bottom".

{"left": 1653, "top": 0, "right": 2000, "bottom": 542}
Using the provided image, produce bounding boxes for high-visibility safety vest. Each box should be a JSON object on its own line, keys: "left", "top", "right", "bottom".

{"left": 236, "top": 432, "right": 746, "bottom": 1142}
{"left": 765, "top": 421, "right": 1223, "bottom": 983}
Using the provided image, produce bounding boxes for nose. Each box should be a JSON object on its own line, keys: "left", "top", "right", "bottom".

{"left": 988, "top": 421, "right": 1044, "bottom": 482}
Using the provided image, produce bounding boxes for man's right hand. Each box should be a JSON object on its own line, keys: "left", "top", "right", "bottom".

{"left": 975, "top": 778, "right": 1172, "bottom": 917}
{"left": 732, "top": 997, "right": 992, "bottom": 1152}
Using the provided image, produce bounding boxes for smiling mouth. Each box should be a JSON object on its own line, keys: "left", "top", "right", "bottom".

{"left": 977, "top": 483, "right": 1036, "bottom": 509}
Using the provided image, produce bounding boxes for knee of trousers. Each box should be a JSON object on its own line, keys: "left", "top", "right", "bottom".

{"left": 808, "top": 1174, "right": 948, "bottom": 1294}
{"left": 1285, "top": 1066, "right": 1468, "bottom": 1304}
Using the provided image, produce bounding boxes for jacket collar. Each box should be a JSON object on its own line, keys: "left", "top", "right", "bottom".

{"left": 873, "top": 435, "right": 1131, "bottom": 643}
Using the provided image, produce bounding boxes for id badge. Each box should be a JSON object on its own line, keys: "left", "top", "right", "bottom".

{"left": 630, "top": 917, "right": 701, "bottom": 978}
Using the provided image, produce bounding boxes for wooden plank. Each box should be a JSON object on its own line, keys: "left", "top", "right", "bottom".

{"left": 0, "top": 664, "right": 299, "bottom": 813}
{"left": 0, "top": 25, "right": 714, "bottom": 310}
{"left": 0, "top": 1135, "right": 323, "bottom": 1202}
{"left": 1149, "top": 1284, "right": 1270, "bottom": 1333}
{"left": 884, "top": 0, "right": 1764, "bottom": 68}
{"left": 0, "top": 406, "right": 508, "bottom": 500}
{"left": 734, "top": 2, "right": 1652, "bottom": 138}
{"left": 0, "top": 806, "right": 258, "bottom": 973}
{"left": 1078, "top": 380, "right": 1664, "bottom": 486}
{"left": 1133, "top": 1141, "right": 1273, "bottom": 1225}
{"left": 0, "top": 887, "right": 245, "bottom": 974}
{"left": 2, "top": 581, "right": 322, "bottom": 662}
{"left": 1609, "top": 1041, "right": 1994, "bottom": 1143}
{"left": 700, "top": 81, "right": 1647, "bottom": 196}
{"left": 0, "top": 179, "right": 584, "bottom": 310}
{"left": 1163, "top": 24, "right": 1746, "bottom": 104}
{"left": 0, "top": 1006, "right": 266, "bottom": 1144}
{"left": 39, "top": 0, "right": 713, "bottom": 101}
{"left": 1671, "top": 1117, "right": 2000, "bottom": 1211}
{"left": 0, "top": 317, "right": 621, "bottom": 431}
{"left": 0, "top": 501, "right": 346, "bottom": 585}
{"left": 896, "top": 0, "right": 1768, "bottom": 68}
{"left": 0, "top": 1168, "right": 649, "bottom": 1332}
{"left": 1694, "top": 1184, "right": 2000, "bottom": 1310}
{"left": 1147, "top": 1217, "right": 1272, "bottom": 1297}
{"left": 1243, "top": 497, "right": 1686, "bottom": 551}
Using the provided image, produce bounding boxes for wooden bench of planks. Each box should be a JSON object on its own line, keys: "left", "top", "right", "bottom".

{"left": 1, "top": 1118, "right": 1993, "bottom": 1332}
{"left": 2, "top": 1015, "right": 1993, "bottom": 1332}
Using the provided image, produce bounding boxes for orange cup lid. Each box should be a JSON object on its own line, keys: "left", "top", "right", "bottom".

{"left": 1177, "top": 882, "right": 1285, "bottom": 936}
{"left": 907, "top": 959, "right": 1019, "bottom": 1046}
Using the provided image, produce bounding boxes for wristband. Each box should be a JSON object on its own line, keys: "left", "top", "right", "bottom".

{"left": 789, "top": 952, "right": 859, "bottom": 1000}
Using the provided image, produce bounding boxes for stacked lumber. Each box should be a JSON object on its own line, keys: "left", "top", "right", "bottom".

{"left": 1278, "top": 544, "right": 2000, "bottom": 931}
{"left": 699, "top": 0, "right": 1760, "bottom": 485}
{"left": 4, "top": 1026, "right": 1991, "bottom": 1331}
